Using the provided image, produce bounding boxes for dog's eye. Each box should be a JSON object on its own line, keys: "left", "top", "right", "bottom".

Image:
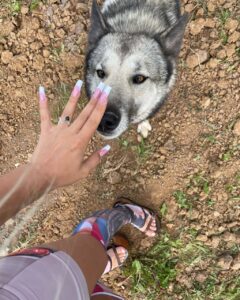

{"left": 96, "top": 70, "right": 106, "bottom": 79}
{"left": 132, "top": 75, "right": 148, "bottom": 84}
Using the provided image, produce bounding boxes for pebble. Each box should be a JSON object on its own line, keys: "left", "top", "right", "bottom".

{"left": 229, "top": 31, "right": 240, "bottom": 43}
{"left": 1, "top": 50, "right": 13, "bottom": 64}
{"left": 217, "top": 255, "right": 233, "bottom": 270}
{"left": 108, "top": 172, "right": 122, "bottom": 185}
{"left": 186, "top": 50, "right": 209, "bottom": 68}
{"left": 21, "top": 6, "right": 29, "bottom": 15}
{"left": 225, "top": 19, "right": 239, "bottom": 32}
{"left": 189, "top": 19, "right": 205, "bottom": 35}
{"left": 233, "top": 120, "right": 240, "bottom": 136}
{"left": 196, "top": 234, "right": 208, "bottom": 242}
{"left": 232, "top": 255, "right": 240, "bottom": 271}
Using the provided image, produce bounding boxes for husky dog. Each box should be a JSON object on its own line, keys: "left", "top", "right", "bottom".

{"left": 85, "top": 0, "right": 188, "bottom": 139}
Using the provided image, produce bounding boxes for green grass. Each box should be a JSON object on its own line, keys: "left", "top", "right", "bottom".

{"left": 219, "top": 30, "right": 228, "bottom": 45}
{"left": 125, "top": 235, "right": 181, "bottom": 299}
{"left": 136, "top": 137, "right": 152, "bottom": 160}
{"left": 218, "top": 9, "right": 231, "bottom": 45}
{"left": 9, "top": 0, "right": 21, "bottom": 15}
{"left": 125, "top": 234, "right": 213, "bottom": 299}
{"left": 179, "top": 273, "right": 240, "bottom": 300}
{"left": 160, "top": 202, "right": 168, "bottom": 217}
{"left": 30, "top": 0, "right": 41, "bottom": 11}
{"left": 236, "top": 48, "right": 240, "bottom": 57}
{"left": 191, "top": 174, "right": 210, "bottom": 195}
{"left": 119, "top": 138, "right": 130, "bottom": 148}
{"left": 173, "top": 190, "right": 191, "bottom": 210}
{"left": 225, "top": 172, "right": 240, "bottom": 201}
{"left": 203, "top": 134, "right": 217, "bottom": 144}
{"left": 218, "top": 9, "right": 231, "bottom": 25}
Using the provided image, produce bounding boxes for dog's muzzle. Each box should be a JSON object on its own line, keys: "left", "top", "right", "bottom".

{"left": 98, "top": 110, "right": 121, "bottom": 134}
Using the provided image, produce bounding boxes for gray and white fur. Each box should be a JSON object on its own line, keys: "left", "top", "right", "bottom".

{"left": 85, "top": 0, "right": 188, "bottom": 139}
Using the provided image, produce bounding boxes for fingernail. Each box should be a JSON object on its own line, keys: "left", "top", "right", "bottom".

{"left": 39, "top": 86, "right": 46, "bottom": 102}
{"left": 99, "top": 145, "right": 111, "bottom": 157}
{"left": 99, "top": 85, "right": 112, "bottom": 104}
{"left": 92, "top": 82, "right": 105, "bottom": 99}
{"left": 71, "top": 80, "right": 83, "bottom": 97}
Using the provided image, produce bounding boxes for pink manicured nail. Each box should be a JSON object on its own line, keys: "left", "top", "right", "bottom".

{"left": 99, "top": 85, "right": 112, "bottom": 104}
{"left": 92, "top": 82, "right": 105, "bottom": 99}
{"left": 99, "top": 145, "right": 111, "bottom": 157}
{"left": 71, "top": 80, "right": 83, "bottom": 97}
{"left": 39, "top": 86, "right": 46, "bottom": 102}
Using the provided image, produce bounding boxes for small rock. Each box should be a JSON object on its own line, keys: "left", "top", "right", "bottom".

{"left": 211, "top": 236, "right": 220, "bottom": 249}
{"left": 195, "top": 273, "right": 207, "bottom": 283}
{"left": 233, "top": 120, "right": 240, "bottom": 136}
{"left": 186, "top": 50, "right": 209, "bottom": 68}
{"left": 204, "top": 18, "right": 216, "bottom": 28}
{"left": 185, "top": 4, "right": 195, "bottom": 13}
{"left": 164, "top": 140, "right": 176, "bottom": 152}
{"left": 226, "top": 45, "right": 236, "bottom": 57}
{"left": 229, "top": 32, "right": 240, "bottom": 43}
{"left": 1, "top": 50, "right": 13, "bottom": 64}
{"left": 225, "top": 19, "right": 239, "bottom": 32}
{"left": 196, "top": 234, "right": 208, "bottom": 242}
{"left": 213, "top": 211, "right": 221, "bottom": 218}
{"left": 108, "top": 172, "right": 122, "bottom": 185}
{"left": 217, "top": 49, "right": 227, "bottom": 59}
{"left": 208, "top": 58, "right": 219, "bottom": 69}
{"left": 232, "top": 255, "right": 240, "bottom": 271}
{"left": 159, "top": 147, "right": 167, "bottom": 155}
{"left": 207, "top": 3, "right": 216, "bottom": 12}
{"left": 43, "top": 49, "right": 50, "bottom": 58}
{"left": 189, "top": 19, "right": 205, "bottom": 35}
{"left": 201, "top": 97, "right": 211, "bottom": 109}
{"left": 188, "top": 209, "right": 199, "bottom": 221}
{"left": 218, "top": 80, "right": 228, "bottom": 89}
{"left": 217, "top": 255, "right": 233, "bottom": 270}
{"left": 21, "top": 6, "right": 29, "bottom": 14}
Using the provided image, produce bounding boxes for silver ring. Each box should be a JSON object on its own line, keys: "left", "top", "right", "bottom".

{"left": 58, "top": 116, "right": 71, "bottom": 125}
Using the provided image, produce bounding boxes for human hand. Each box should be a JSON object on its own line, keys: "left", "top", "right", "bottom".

{"left": 31, "top": 81, "right": 111, "bottom": 190}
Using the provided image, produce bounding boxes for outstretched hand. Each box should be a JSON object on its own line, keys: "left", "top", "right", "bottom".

{"left": 31, "top": 81, "right": 111, "bottom": 189}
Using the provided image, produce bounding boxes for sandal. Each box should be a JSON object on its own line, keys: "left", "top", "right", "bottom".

{"left": 103, "top": 245, "right": 128, "bottom": 275}
{"left": 114, "top": 196, "right": 160, "bottom": 237}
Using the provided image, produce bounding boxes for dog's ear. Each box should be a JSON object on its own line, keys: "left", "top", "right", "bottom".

{"left": 88, "top": 0, "right": 110, "bottom": 48}
{"left": 158, "top": 13, "right": 189, "bottom": 58}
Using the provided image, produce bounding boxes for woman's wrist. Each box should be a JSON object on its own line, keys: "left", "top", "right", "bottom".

{"left": 27, "top": 162, "right": 55, "bottom": 194}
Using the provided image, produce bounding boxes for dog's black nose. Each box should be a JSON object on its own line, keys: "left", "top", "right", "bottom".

{"left": 98, "top": 110, "right": 121, "bottom": 133}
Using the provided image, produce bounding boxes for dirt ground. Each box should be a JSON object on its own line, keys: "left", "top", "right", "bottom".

{"left": 0, "top": 0, "right": 239, "bottom": 299}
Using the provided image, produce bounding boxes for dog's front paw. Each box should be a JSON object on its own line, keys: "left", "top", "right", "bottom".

{"left": 137, "top": 120, "right": 152, "bottom": 138}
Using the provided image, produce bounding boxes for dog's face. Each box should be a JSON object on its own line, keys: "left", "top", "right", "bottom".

{"left": 85, "top": 1, "right": 188, "bottom": 139}
{"left": 86, "top": 34, "right": 176, "bottom": 139}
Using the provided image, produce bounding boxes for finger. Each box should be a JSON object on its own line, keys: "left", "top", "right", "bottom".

{"left": 81, "top": 145, "right": 111, "bottom": 175}
{"left": 79, "top": 86, "right": 111, "bottom": 144}
{"left": 39, "top": 86, "right": 51, "bottom": 133}
{"left": 71, "top": 82, "right": 105, "bottom": 132}
{"left": 59, "top": 80, "right": 83, "bottom": 127}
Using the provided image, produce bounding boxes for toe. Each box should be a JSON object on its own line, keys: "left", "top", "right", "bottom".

{"left": 145, "top": 230, "right": 156, "bottom": 237}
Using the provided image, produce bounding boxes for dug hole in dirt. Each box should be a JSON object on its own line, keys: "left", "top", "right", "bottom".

{"left": 0, "top": 0, "right": 239, "bottom": 299}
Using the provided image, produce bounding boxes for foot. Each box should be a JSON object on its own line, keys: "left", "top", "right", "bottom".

{"left": 114, "top": 201, "right": 158, "bottom": 237}
{"left": 137, "top": 120, "right": 152, "bottom": 138}
{"left": 103, "top": 246, "right": 128, "bottom": 275}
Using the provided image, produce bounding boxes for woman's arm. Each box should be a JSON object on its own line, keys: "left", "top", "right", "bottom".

{"left": 0, "top": 164, "right": 51, "bottom": 226}
{"left": 0, "top": 81, "right": 111, "bottom": 226}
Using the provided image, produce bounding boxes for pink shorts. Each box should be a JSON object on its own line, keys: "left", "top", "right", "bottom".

{"left": 0, "top": 251, "right": 90, "bottom": 300}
